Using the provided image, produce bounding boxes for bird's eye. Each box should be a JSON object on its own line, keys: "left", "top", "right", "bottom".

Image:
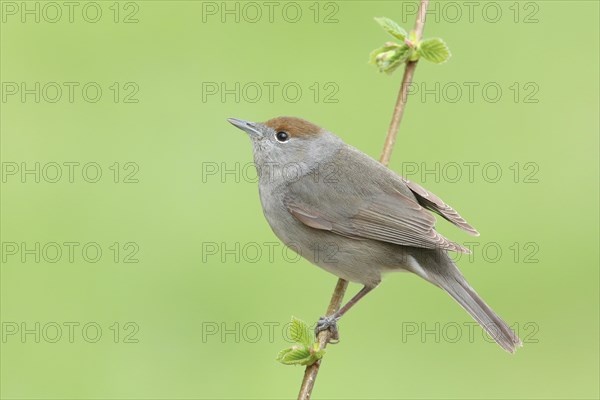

{"left": 275, "top": 131, "right": 289, "bottom": 142}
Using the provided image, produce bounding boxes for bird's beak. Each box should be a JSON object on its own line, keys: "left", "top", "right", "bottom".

{"left": 227, "top": 118, "right": 262, "bottom": 137}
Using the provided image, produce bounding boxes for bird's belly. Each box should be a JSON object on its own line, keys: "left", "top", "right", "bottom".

{"left": 263, "top": 204, "right": 406, "bottom": 287}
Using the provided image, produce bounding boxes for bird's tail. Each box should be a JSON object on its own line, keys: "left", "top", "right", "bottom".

{"left": 410, "top": 249, "right": 522, "bottom": 353}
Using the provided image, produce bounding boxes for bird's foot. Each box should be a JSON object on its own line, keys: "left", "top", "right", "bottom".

{"left": 315, "top": 315, "right": 340, "bottom": 343}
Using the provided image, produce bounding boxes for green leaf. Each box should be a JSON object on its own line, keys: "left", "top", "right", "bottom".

{"left": 386, "top": 45, "right": 412, "bottom": 73}
{"left": 276, "top": 346, "right": 311, "bottom": 365}
{"left": 369, "top": 45, "right": 399, "bottom": 65}
{"left": 310, "top": 348, "right": 326, "bottom": 363}
{"left": 372, "top": 44, "right": 411, "bottom": 74}
{"left": 408, "top": 49, "right": 420, "bottom": 62}
{"left": 290, "top": 317, "right": 312, "bottom": 348}
{"left": 418, "top": 38, "right": 451, "bottom": 64}
{"left": 276, "top": 345, "right": 325, "bottom": 366}
{"left": 276, "top": 318, "right": 326, "bottom": 367}
{"left": 374, "top": 17, "right": 407, "bottom": 40}
{"left": 276, "top": 347, "right": 294, "bottom": 361}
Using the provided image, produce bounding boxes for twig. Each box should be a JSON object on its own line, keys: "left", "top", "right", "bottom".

{"left": 297, "top": 279, "right": 348, "bottom": 397}
{"left": 380, "top": 0, "right": 429, "bottom": 165}
{"left": 379, "top": 61, "right": 418, "bottom": 166}
{"left": 297, "top": 1, "right": 430, "bottom": 398}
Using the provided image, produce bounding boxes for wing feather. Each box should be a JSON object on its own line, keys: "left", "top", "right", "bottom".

{"left": 281, "top": 144, "right": 475, "bottom": 254}
{"left": 401, "top": 178, "right": 479, "bottom": 236}
{"left": 285, "top": 189, "right": 470, "bottom": 254}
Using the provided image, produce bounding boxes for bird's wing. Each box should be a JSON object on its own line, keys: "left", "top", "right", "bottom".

{"left": 284, "top": 184, "right": 470, "bottom": 254}
{"left": 400, "top": 177, "right": 479, "bottom": 236}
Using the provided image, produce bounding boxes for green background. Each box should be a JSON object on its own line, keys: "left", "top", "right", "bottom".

{"left": 1, "top": 1, "right": 598, "bottom": 399}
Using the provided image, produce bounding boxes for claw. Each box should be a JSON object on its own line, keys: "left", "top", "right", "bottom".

{"left": 315, "top": 315, "right": 340, "bottom": 343}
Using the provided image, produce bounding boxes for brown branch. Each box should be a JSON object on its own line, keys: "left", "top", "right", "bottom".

{"left": 380, "top": 0, "right": 429, "bottom": 165}
{"left": 379, "top": 61, "right": 418, "bottom": 166}
{"left": 297, "top": 1, "right": 430, "bottom": 398}
{"left": 297, "top": 278, "right": 348, "bottom": 397}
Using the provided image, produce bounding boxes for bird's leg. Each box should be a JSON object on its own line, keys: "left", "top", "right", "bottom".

{"left": 315, "top": 285, "right": 375, "bottom": 342}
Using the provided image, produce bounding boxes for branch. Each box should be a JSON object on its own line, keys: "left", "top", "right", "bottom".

{"left": 297, "top": 1, "right": 430, "bottom": 399}
{"left": 297, "top": 278, "right": 348, "bottom": 397}
{"left": 380, "top": 0, "right": 429, "bottom": 165}
{"left": 379, "top": 61, "right": 418, "bottom": 166}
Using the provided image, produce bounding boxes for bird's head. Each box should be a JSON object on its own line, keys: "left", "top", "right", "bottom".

{"left": 227, "top": 116, "right": 342, "bottom": 173}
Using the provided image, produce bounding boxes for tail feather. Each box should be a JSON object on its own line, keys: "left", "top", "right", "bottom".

{"left": 410, "top": 250, "right": 522, "bottom": 353}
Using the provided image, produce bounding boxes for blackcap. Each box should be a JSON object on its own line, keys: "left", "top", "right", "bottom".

{"left": 228, "top": 116, "right": 522, "bottom": 353}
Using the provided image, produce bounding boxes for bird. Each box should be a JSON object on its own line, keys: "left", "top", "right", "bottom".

{"left": 228, "top": 115, "right": 522, "bottom": 353}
